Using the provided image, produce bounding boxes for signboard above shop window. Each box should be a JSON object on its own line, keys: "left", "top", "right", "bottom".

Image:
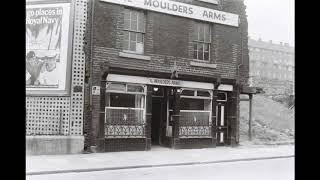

{"left": 100, "top": 0, "right": 239, "bottom": 27}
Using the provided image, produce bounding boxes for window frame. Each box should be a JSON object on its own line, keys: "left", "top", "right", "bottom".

{"left": 105, "top": 82, "right": 147, "bottom": 122}
{"left": 217, "top": 92, "right": 227, "bottom": 102}
{"left": 192, "top": 21, "right": 211, "bottom": 62}
{"left": 122, "top": 8, "right": 146, "bottom": 54}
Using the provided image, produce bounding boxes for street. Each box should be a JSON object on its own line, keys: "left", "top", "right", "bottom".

{"left": 26, "top": 157, "right": 294, "bottom": 180}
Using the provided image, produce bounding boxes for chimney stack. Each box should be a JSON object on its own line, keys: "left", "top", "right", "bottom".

{"left": 269, "top": 40, "right": 272, "bottom": 44}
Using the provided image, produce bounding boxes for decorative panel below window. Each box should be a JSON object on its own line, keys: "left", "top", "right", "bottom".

{"left": 105, "top": 108, "right": 145, "bottom": 138}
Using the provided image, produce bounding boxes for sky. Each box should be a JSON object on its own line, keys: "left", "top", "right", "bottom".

{"left": 244, "top": 0, "right": 294, "bottom": 47}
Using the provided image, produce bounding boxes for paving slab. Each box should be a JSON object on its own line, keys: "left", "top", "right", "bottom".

{"left": 26, "top": 144, "right": 294, "bottom": 175}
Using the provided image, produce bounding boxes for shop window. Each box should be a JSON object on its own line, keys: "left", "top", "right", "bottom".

{"left": 106, "top": 83, "right": 126, "bottom": 92}
{"left": 179, "top": 89, "right": 212, "bottom": 137}
{"left": 217, "top": 92, "right": 227, "bottom": 101}
{"left": 181, "top": 89, "right": 195, "bottom": 96}
{"left": 127, "top": 84, "right": 144, "bottom": 93}
{"left": 197, "top": 90, "right": 211, "bottom": 97}
{"left": 122, "top": 8, "right": 145, "bottom": 54}
{"left": 105, "top": 83, "right": 146, "bottom": 126}
{"left": 192, "top": 22, "right": 211, "bottom": 61}
{"left": 180, "top": 89, "right": 212, "bottom": 116}
{"left": 181, "top": 98, "right": 205, "bottom": 110}
{"left": 109, "top": 93, "right": 144, "bottom": 108}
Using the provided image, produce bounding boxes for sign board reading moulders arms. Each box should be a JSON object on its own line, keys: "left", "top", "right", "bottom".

{"left": 26, "top": 3, "right": 71, "bottom": 94}
{"left": 100, "top": 0, "right": 239, "bottom": 27}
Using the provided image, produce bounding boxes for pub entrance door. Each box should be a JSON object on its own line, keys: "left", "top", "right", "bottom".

{"left": 151, "top": 86, "right": 166, "bottom": 146}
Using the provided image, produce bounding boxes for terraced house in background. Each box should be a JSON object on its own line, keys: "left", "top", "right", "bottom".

{"left": 26, "top": 0, "right": 252, "bottom": 154}
{"left": 248, "top": 38, "right": 294, "bottom": 97}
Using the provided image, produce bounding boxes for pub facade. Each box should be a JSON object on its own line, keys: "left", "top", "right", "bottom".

{"left": 84, "top": 0, "right": 249, "bottom": 152}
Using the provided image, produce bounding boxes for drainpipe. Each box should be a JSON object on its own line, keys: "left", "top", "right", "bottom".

{"left": 89, "top": 0, "right": 95, "bottom": 111}
{"left": 236, "top": 2, "right": 244, "bottom": 144}
{"left": 88, "top": 0, "right": 95, "bottom": 151}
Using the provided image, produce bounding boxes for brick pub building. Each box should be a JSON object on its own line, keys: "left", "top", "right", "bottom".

{"left": 84, "top": 0, "right": 250, "bottom": 152}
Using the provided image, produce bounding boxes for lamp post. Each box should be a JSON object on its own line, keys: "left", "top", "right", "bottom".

{"left": 248, "top": 94, "right": 253, "bottom": 141}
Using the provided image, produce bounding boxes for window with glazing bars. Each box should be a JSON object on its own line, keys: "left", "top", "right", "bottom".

{"left": 192, "top": 22, "right": 211, "bottom": 61}
{"left": 123, "top": 8, "right": 145, "bottom": 54}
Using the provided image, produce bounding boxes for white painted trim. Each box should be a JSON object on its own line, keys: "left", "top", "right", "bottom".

{"left": 119, "top": 52, "right": 151, "bottom": 61}
{"left": 220, "top": 132, "right": 224, "bottom": 143}
{"left": 105, "top": 107, "right": 144, "bottom": 110}
{"left": 107, "top": 74, "right": 214, "bottom": 89}
{"left": 218, "top": 84, "right": 233, "bottom": 91}
{"left": 220, "top": 105, "right": 224, "bottom": 126}
{"left": 180, "top": 110, "right": 211, "bottom": 113}
{"left": 197, "top": 0, "right": 219, "bottom": 5}
{"left": 100, "top": 0, "right": 239, "bottom": 27}
{"left": 190, "top": 61, "right": 217, "bottom": 69}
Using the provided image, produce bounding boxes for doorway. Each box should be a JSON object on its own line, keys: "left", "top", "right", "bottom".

{"left": 152, "top": 98, "right": 162, "bottom": 145}
{"left": 151, "top": 86, "right": 166, "bottom": 146}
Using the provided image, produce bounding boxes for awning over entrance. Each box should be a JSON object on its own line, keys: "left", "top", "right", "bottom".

{"left": 241, "top": 85, "right": 264, "bottom": 95}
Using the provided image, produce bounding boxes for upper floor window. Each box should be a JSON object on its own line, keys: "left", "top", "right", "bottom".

{"left": 192, "top": 22, "right": 211, "bottom": 61}
{"left": 122, "top": 9, "right": 145, "bottom": 54}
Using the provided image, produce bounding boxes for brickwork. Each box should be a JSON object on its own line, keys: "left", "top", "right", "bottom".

{"left": 177, "top": 138, "right": 214, "bottom": 149}
{"left": 104, "top": 138, "right": 147, "bottom": 152}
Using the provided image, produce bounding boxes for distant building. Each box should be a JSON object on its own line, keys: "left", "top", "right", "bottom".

{"left": 248, "top": 38, "right": 294, "bottom": 96}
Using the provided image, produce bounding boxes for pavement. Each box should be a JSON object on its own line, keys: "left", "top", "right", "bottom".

{"left": 26, "top": 143, "right": 294, "bottom": 176}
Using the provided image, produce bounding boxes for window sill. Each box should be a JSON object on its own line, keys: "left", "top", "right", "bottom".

{"left": 119, "top": 52, "right": 151, "bottom": 61}
{"left": 190, "top": 61, "right": 217, "bottom": 69}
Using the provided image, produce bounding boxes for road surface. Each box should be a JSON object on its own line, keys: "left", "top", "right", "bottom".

{"left": 27, "top": 157, "right": 294, "bottom": 180}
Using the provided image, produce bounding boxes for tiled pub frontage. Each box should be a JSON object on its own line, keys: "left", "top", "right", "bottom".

{"left": 90, "top": 72, "right": 238, "bottom": 151}
{"left": 84, "top": 0, "right": 250, "bottom": 152}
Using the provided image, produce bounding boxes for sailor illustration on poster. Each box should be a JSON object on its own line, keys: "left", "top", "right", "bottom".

{"left": 26, "top": 50, "right": 59, "bottom": 86}
{"left": 26, "top": 4, "right": 70, "bottom": 91}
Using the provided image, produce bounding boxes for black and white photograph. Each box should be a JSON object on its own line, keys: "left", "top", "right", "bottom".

{"left": 26, "top": 0, "right": 295, "bottom": 179}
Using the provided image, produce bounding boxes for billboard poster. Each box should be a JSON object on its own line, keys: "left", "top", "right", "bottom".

{"left": 26, "top": 3, "right": 71, "bottom": 94}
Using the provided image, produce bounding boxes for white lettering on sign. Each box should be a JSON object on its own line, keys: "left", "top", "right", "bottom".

{"left": 100, "top": 0, "right": 239, "bottom": 27}
{"left": 149, "top": 78, "right": 180, "bottom": 86}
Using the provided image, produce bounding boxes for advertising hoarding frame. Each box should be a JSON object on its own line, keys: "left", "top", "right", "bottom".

{"left": 26, "top": 0, "right": 74, "bottom": 96}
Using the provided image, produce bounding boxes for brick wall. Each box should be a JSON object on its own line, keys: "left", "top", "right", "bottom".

{"left": 104, "top": 138, "right": 147, "bottom": 152}
{"left": 89, "top": 0, "right": 248, "bottom": 80}
{"left": 177, "top": 138, "right": 214, "bottom": 149}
